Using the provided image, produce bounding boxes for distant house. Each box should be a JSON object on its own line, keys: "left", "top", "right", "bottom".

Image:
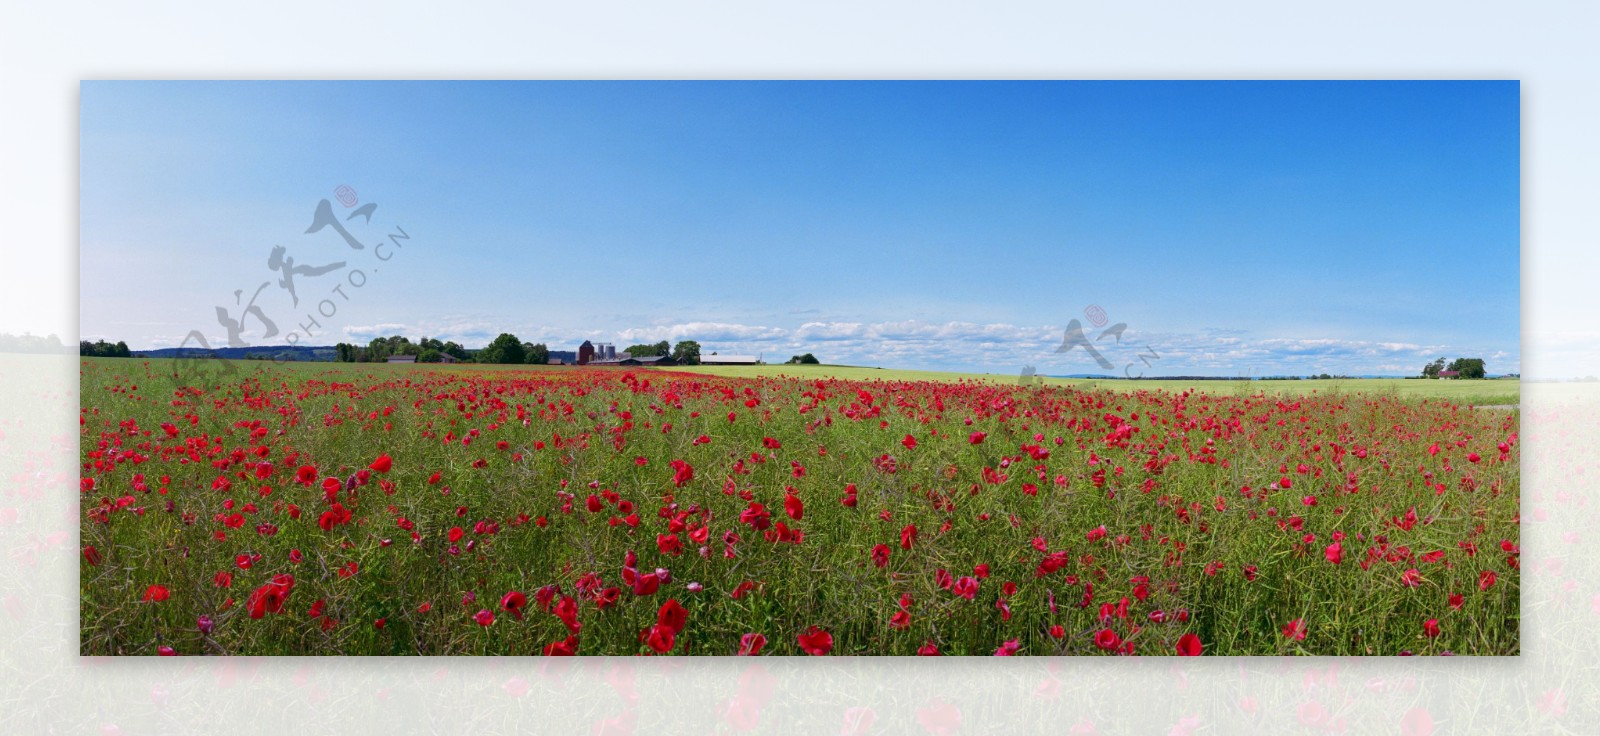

{"left": 387, "top": 355, "right": 417, "bottom": 364}
{"left": 1437, "top": 370, "right": 1460, "bottom": 379}
{"left": 548, "top": 350, "right": 577, "bottom": 364}
{"left": 700, "top": 352, "right": 759, "bottom": 365}
{"left": 437, "top": 353, "right": 459, "bottom": 364}
{"left": 587, "top": 355, "right": 678, "bottom": 367}
{"left": 578, "top": 340, "right": 595, "bottom": 365}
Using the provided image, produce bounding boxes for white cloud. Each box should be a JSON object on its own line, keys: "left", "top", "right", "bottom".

{"left": 615, "top": 322, "right": 789, "bottom": 343}
{"left": 342, "top": 323, "right": 411, "bottom": 339}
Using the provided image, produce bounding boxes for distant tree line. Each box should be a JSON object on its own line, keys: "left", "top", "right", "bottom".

{"left": 334, "top": 336, "right": 471, "bottom": 363}
{"left": 786, "top": 353, "right": 820, "bottom": 364}
{"left": 80, "top": 339, "right": 132, "bottom": 358}
{"left": 0, "top": 333, "right": 68, "bottom": 354}
{"left": 76, "top": 330, "right": 743, "bottom": 368}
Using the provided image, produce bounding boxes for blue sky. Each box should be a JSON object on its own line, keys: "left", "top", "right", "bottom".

{"left": 80, "top": 81, "right": 1519, "bottom": 376}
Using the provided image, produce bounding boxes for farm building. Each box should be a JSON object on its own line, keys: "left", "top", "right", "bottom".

{"left": 386, "top": 355, "right": 417, "bottom": 364}
{"left": 1438, "top": 370, "right": 1460, "bottom": 379}
{"left": 587, "top": 355, "right": 677, "bottom": 367}
{"left": 700, "top": 353, "right": 760, "bottom": 365}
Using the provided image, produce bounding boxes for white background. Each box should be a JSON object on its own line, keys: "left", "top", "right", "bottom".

{"left": 3, "top": 2, "right": 1597, "bottom": 733}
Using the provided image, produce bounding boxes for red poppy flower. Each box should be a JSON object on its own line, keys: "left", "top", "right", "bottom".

{"left": 501, "top": 590, "right": 527, "bottom": 620}
{"left": 657, "top": 598, "right": 688, "bottom": 635}
{"left": 737, "top": 632, "right": 767, "bottom": 655}
{"left": 644, "top": 623, "right": 675, "bottom": 653}
{"left": 900, "top": 524, "right": 917, "bottom": 550}
{"left": 969, "top": 431, "right": 986, "bottom": 444}
{"left": 295, "top": 465, "right": 318, "bottom": 485}
{"left": 1176, "top": 632, "right": 1202, "bottom": 656}
{"left": 1449, "top": 593, "right": 1465, "bottom": 610}
{"left": 1479, "top": 570, "right": 1497, "bottom": 591}
{"left": 783, "top": 492, "right": 804, "bottom": 521}
{"left": 633, "top": 572, "right": 661, "bottom": 596}
{"left": 917, "top": 640, "right": 941, "bottom": 656}
{"left": 84, "top": 545, "right": 102, "bottom": 567}
{"left": 994, "top": 639, "right": 1021, "bottom": 656}
{"left": 870, "top": 544, "right": 891, "bottom": 568}
{"left": 1422, "top": 619, "right": 1440, "bottom": 638}
{"left": 473, "top": 609, "right": 494, "bottom": 626}
{"left": 952, "top": 576, "right": 979, "bottom": 600}
{"left": 797, "top": 626, "right": 833, "bottom": 655}
{"left": 669, "top": 459, "right": 695, "bottom": 488}
{"left": 1401, "top": 569, "right": 1422, "bottom": 587}
{"left": 369, "top": 454, "right": 393, "bottom": 473}
{"left": 247, "top": 574, "right": 295, "bottom": 619}
{"left": 739, "top": 502, "right": 771, "bottom": 531}
{"left": 142, "top": 584, "right": 170, "bottom": 602}
{"left": 890, "top": 610, "right": 911, "bottom": 629}
{"left": 1093, "top": 628, "right": 1121, "bottom": 651}
{"left": 543, "top": 636, "right": 579, "bottom": 656}
{"left": 1324, "top": 542, "right": 1342, "bottom": 565}
{"left": 1282, "top": 618, "right": 1308, "bottom": 641}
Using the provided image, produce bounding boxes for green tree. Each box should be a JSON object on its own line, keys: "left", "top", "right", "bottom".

{"left": 418, "top": 348, "right": 443, "bottom": 363}
{"left": 479, "top": 333, "right": 526, "bottom": 364}
{"left": 365, "top": 337, "right": 393, "bottom": 362}
{"left": 442, "top": 341, "right": 469, "bottom": 360}
{"left": 1447, "top": 357, "right": 1487, "bottom": 379}
{"left": 671, "top": 340, "right": 701, "bottom": 365}
{"left": 524, "top": 343, "right": 550, "bottom": 365}
{"left": 625, "top": 343, "right": 669, "bottom": 357}
{"left": 1422, "top": 357, "right": 1446, "bottom": 378}
{"left": 786, "top": 353, "right": 820, "bottom": 365}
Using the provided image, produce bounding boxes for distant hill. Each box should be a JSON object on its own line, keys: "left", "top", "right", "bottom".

{"left": 133, "top": 345, "right": 338, "bottom": 362}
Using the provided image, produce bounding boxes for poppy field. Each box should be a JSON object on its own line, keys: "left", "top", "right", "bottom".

{"left": 79, "top": 359, "right": 1520, "bottom": 656}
